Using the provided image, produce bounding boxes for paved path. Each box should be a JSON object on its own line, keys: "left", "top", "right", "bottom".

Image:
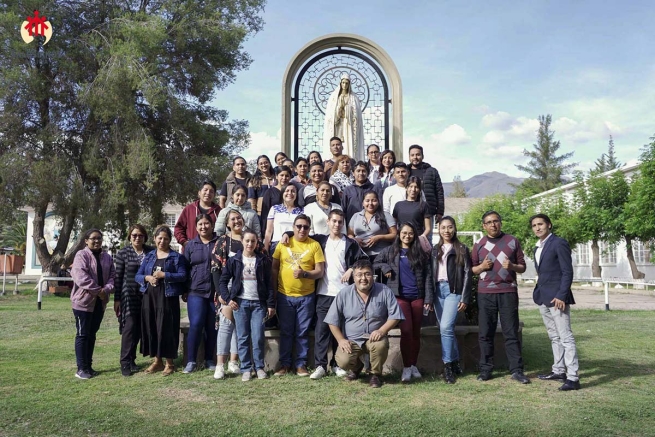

{"left": 517, "top": 285, "right": 655, "bottom": 311}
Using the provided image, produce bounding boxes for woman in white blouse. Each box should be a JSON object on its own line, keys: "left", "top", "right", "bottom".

{"left": 264, "top": 184, "right": 303, "bottom": 255}
{"left": 303, "top": 181, "right": 344, "bottom": 236}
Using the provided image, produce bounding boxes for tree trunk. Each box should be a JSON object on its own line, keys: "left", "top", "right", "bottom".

{"left": 591, "top": 239, "right": 602, "bottom": 278}
{"left": 32, "top": 203, "right": 83, "bottom": 274}
{"left": 625, "top": 236, "right": 645, "bottom": 279}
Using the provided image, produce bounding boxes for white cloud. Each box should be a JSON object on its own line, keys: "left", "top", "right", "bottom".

{"left": 429, "top": 124, "right": 471, "bottom": 146}
{"left": 241, "top": 129, "right": 282, "bottom": 161}
{"left": 481, "top": 111, "right": 514, "bottom": 130}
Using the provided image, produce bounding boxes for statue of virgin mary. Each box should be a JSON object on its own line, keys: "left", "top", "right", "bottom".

{"left": 323, "top": 73, "right": 365, "bottom": 162}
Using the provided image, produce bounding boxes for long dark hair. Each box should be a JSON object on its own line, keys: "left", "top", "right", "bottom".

{"left": 362, "top": 190, "right": 387, "bottom": 231}
{"left": 435, "top": 216, "right": 467, "bottom": 266}
{"left": 392, "top": 222, "right": 428, "bottom": 271}
{"left": 308, "top": 150, "right": 323, "bottom": 165}
{"left": 405, "top": 176, "right": 425, "bottom": 206}
{"left": 250, "top": 155, "right": 274, "bottom": 189}
{"left": 379, "top": 150, "right": 396, "bottom": 177}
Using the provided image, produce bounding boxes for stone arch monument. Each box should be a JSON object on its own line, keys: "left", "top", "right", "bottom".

{"left": 281, "top": 33, "right": 403, "bottom": 161}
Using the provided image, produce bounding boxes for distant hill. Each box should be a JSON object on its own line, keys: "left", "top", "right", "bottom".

{"left": 443, "top": 172, "right": 524, "bottom": 198}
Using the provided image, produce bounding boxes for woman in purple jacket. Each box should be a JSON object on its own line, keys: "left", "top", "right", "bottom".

{"left": 70, "top": 229, "right": 116, "bottom": 380}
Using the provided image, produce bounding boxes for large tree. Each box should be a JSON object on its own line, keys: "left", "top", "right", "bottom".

{"left": 0, "top": 0, "right": 264, "bottom": 273}
{"left": 516, "top": 114, "right": 576, "bottom": 195}
{"left": 624, "top": 134, "right": 655, "bottom": 260}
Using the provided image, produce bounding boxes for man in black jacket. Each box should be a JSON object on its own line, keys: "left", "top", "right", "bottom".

{"left": 341, "top": 161, "right": 374, "bottom": 223}
{"left": 408, "top": 145, "right": 445, "bottom": 224}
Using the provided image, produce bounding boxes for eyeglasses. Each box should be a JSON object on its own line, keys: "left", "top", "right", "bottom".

{"left": 483, "top": 220, "right": 501, "bottom": 225}
{"left": 354, "top": 273, "right": 373, "bottom": 279}
{"left": 295, "top": 224, "right": 310, "bottom": 231}
{"left": 131, "top": 234, "right": 145, "bottom": 239}
{"left": 88, "top": 237, "right": 102, "bottom": 242}
{"left": 368, "top": 151, "right": 380, "bottom": 155}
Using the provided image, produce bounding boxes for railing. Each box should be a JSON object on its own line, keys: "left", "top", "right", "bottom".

{"left": 36, "top": 277, "right": 74, "bottom": 310}
{"left": 603, "top": 279, "right": 655, "bottom": 311}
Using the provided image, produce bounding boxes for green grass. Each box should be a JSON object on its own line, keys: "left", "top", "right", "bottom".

{"left": 1, "top": 289, "right": 654, "bottom": 437}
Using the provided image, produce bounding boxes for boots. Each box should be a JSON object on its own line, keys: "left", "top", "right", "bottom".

{"left": 443, "top": 362, "right": 456, "bottom": 384}
{"left": 451, "top": 360, "right": 463, "bottom": 375}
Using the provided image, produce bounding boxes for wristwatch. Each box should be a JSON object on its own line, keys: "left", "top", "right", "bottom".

{"left": 302, "top": 271, "right": 309, "bottom": 279}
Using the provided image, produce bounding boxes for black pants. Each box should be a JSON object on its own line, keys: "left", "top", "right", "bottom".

{"left": 477, "top": 292, "right": 523, "bottom": 373}
{"left": 314, "top": 294, "right": 338, "bottom": 368}
{"left": 73, "top": 299, "right": 105, "bottom": 371}
{"left": 120, "top": 312, "right": 141, "bottom": 367}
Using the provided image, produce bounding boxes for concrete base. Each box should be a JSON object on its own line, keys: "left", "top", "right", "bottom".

{"left": 180, "top": 318, "right": 522, "bottom": 374}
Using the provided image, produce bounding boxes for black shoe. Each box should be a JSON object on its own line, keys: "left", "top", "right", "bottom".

{"left": 443, "top": 363, "right": 456, "bottom": 384}
{"left": 477, "top": 370, "right": 492, "bottom": 381}
{"left": 511, "top": 371, "right": 530, "bottom": 384}
{"left": 559, "top": 379, "right": 581, "bottom": 391}
{"left": 130, "top": 362, "right": 139, "bottom": 373}
{"left": 87, "top": 368, "right": 100, "bottom": 377}
{"left": 121, "top": 366, "right": 132, "bottom": 377}
{"left": 451, "top": 360, "right": 463, "bottom": 375}
{"left": 538, "top": 372, "right": 566, "bottom": 381}
{"left": 369, "top": 374, "right": 382, "bottom": 388}
{"left": 346, "top": 370, "right": 361, "bottom": 381}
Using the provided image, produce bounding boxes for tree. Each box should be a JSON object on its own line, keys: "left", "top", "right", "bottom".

{"left": 516, "top": 114, "right": 577, "bottom": 195}
{"left": 624, "top": 134, "right": 655, "bottom": 259}
{"left": 449, "top": 175, "right": 467, "bottom": 198}
{"left": 593, "top": 135, "right": 622, "bottom": 174}
{"left": 0, "top": 1, "right": 264, "bottom": 273}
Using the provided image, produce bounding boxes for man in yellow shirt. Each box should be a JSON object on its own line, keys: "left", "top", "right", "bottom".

{"left": 272, "top": 214, "right": 325, "bottom": 376}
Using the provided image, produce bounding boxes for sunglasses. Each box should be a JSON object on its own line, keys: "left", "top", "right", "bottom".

{"left": 295, "top": 224, "right": 310, "bottom": 231}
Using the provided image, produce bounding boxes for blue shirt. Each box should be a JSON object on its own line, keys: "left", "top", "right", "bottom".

{"left": 398, "top": 248, "right": 419, "bottom": 299}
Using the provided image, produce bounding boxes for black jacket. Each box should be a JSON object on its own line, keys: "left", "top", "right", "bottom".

{"left": 219, "top": 251, "right": 275, "bottom": 309}
{"left": 411, "top": 162, "right": 444, "bottom": 217}
{"left": 373, "top": 245, "right": 434, "bottom": 304}
{"left": 431, "top": 245, "right": 472, "bottom": 305}
{"left": 341, "top": 181, "right": 374, "bottom": 224}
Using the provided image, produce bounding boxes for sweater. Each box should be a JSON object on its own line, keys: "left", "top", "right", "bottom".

{"left": 173, "top": 200, "right": 221, "bottom": 247}
{"left": 70, "top": 248, "right": 116, "bottom": 312}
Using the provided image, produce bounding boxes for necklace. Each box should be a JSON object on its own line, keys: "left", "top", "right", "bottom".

{"left": 328, "top": 236, "right": 343, "bottom": 252}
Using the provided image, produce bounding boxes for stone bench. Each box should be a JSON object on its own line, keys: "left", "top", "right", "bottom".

{"left": 180, "top": 317, "right": 522, "bottom": 374}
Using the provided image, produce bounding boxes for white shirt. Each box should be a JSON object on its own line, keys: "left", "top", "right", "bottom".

{"left": 317, "top": 236, "right": 347, "bottom": 296}
{"left": 534, "top": 233, "right": 553, "bottom": 266}
{"left": 383, "top": 184, "right": 407, "bottom": 214}
{"left": 239, "top": 255, "right": 259, "bottom": 300}
{"left": 368, "top": 165, "right": 381, "bottom": 184}
{"left": 438, "top": 244, "right": 452, "bottom": 282}
{"left": 303, "top": 202, "right": 344, "bottom": 236}
{"left": 267, "top": 204, "right": 303, "bottom": 242}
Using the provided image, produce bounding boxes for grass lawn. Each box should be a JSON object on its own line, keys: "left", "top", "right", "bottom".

{"left": 1, "top": 287, "right": 654, "bottom": 437}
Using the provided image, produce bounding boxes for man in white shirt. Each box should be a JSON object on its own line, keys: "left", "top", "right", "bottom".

{"left": 383, "top": 162, "right": 409, "bottom": 214}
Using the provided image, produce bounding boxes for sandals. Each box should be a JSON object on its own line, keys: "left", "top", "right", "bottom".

{"left": 145, "top": 361, "right": 165, "bottom": 374}
{"left": 162, "top": 365, "right": 175, "bottom": 376}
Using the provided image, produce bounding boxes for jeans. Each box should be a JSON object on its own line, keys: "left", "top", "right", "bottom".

{"left": 435, "top": 282, "right": 460, "bottom": 363}
{"left": 73, "top": 299, "right": 105, "bottom": 371}
{"left": 186, "top": 294, "right": 217, "bottom": 362}
{"left": 314, "top": 294, "right": 337, "bottom": 368}
{"left": 232, "top": 298, "right": 267, "bottom": 372}
{"left": 277, "top": 293, "right": 315, "bottom": 368}
{"left": 478, "top": 292, "right": 523, "bottom": 373}
{"left": 396, "top": 297, "right": 424, "bottom": 367}
{"left": 216, "top": 307, "right": 238, "bottom": 355}
{"left": 539, "top": 304, "right": 579, "bottom": 381}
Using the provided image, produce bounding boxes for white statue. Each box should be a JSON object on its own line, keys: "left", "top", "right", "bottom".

{"left": 323, "top": 73, "right": 365, "bottom": 162}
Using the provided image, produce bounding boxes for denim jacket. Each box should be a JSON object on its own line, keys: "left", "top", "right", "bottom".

{"left": 136, "top": 250, "right": 188, "bottom": 297}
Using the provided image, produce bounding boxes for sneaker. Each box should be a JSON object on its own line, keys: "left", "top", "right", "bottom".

{"left": 75, "top": 369, "right": 92, "bottom": 380}
{"left": 401, "top": 367, "right": 412, "bottom": 383}
{"left": 310, "top": 366, "right": 327, "bottom": 380}
{"left": 213, "top": 365, "right": 225, "bottom": 380}
{"left": 121, "top": 365, "right": 132, "bottom": 377}
{"left": 242, "top": 371, "right": 252, "bottom": 382}
{"left": 182, "top": 362, "right": 197, "bottom": 374}
{"left": 296, "top": 366, "right": 310, "bottom": 377}
{"left": 443, "top": 363, "right": 456, "bottom": 384}
{"left": 87, "top": 368, "right": 100, "bottom": 377}
{"left": 511, "top": 371, "right": 531, "bottom": 384}
{"left": 256, "top": 369, "right": 268, "bottom": 380}
{"left": 205, "top": 360, "right": 217, "bottom": 371}
{"left": 227, "top": 360, "right": 240, "bottom": 374}
{"left": 477, "top": 370, "right": 492, "bottom": 381}
{"left": 332, "top": 366, "right": 348, "bottom": 377}
{"left": 410, "top": 365, "right": 422, "bottom": 379}
{"left": 274, "top": 366, "right": 291, "bottom": 376}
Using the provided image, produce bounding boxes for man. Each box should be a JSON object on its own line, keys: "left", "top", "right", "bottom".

{"left": 272, "top": 214, "right": 325, "bottom": 376}
{"left": 325, "top": 259, "right": 404, "bottom": 388}
{"left": 472, "top": 211, "right": 530, "bottom": 384}
{"left": 382, "top": 162, "right": 409, "bottom": 214}
{"left": 408, "top": 145, "right": 444, "bottom": 222}
{"left": 219, "top": 156, "right": 252, "bottom": 208}
{"left": 366, "top": 144, "right": 382, "bottom": 184}
{"left": 298, "top": 162, "right": 340, "bottom": 207}
{"left": 341, "top": 161, "right": 374, "bottom": 223}
{"left": 324, "top": 136, "right": 356, "bottom": 180}
{"left": 530, "top": 214, "right": 580, "bottom": 391}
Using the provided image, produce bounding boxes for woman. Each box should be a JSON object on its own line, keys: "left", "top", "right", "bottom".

{"left": 291, "top": 157, "right": 310, "bottom": 187}
{"left": 303, "top": 181, "right": 344, "bottom": 236}
{"left": 347, "top": 190, "right": 397, "bottom": 262}
{"left": 114, "top": 224, "right": 154, "bottom": 377}
{"left": 259, "top": 165, "right": 293, "bottom": 239}
{"left": 136, "top": 225, "right": 188, "bottom": 376}
{"left": 173, "top": 180, "right": 220, "bottom": 248}
{"left": 308, "top": 150, "right": 323, "bottom": 166}
{"left": 432, "top": 216, "right": 471, "bottom": 384}
{"left": 374, "top": 222, "right": 433, "bottom": 383}
{"left": 392, "top": 176, "right": 433, "bottom": 239}
{"left": 247, "top": 155, "right": 276, "bottom": 218}
{"left": 264, "top": 184, "right": 303, "bottom": 254}
{"left": 329, "top": 154, "right": 354, "bottom": 195}
{"left": 215, "top": 185, "right": 261, "bottom": 237}
{"left": 70, "top": 229, "right": 116, "bottom": 380}
{"left": 273, "top": 152, "right": 289, "bottom": 175}
{"left": 182, "top": 214, "right": 219, "bottom": 374}
{"left": 283, "top": 158, "right": 297, "bottom": 177}
{"left": 366, "top": 144, "right": 382, "bottom": 185}
{"left": 219, "top": 228, "right": 275, "bottom": 381}
{"left": 374, "top": 150, "right": 396, "bottom": 199}
{"left": 212, "top": 210, "right": 261, "bottom": 378}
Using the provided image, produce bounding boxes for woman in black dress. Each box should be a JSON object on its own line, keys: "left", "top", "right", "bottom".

{"left": 136, "top": 225, "right": 189, "bottom": 376}
{"left": 392, "top": 176, "right": 433, "bottom": 240}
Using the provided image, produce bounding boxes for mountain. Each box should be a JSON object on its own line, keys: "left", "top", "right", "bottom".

{"left": 443, "top": 171, "right": 524, "bottom": 198}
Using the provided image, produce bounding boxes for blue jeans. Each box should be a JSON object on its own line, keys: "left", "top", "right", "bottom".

{"left": 186, "top": 294, "right": 217, "bottom": 362}
{"left": 216, "top": 307, "right": 238, "bottom": 355}
{"left": 232, "top": 298, "right": 267, "bottom": 372}
{"left": 435, "top": 282, "right": 460, "bottom": 363}
{"left": 277, "top": 293, "right": 315, "bottom": 368}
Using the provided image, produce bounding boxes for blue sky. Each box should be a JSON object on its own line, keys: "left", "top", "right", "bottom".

{"left": 211, "top": 0, "right": 655, "bottom": 182}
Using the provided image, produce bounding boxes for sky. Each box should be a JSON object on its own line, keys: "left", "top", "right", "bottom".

{"left": 210, "top": 0, "right": 655, "bottom": 182}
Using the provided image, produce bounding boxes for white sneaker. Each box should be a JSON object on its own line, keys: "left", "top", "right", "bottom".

{"left": 227, "top": 360, "right": 240, "bottom": 374}
{"left": 401, "top": 367, "right": 412, "bottom": 383}
{"left": 241, "top": 371, "right": 252, "bottom": 382}
{"left": 256, "top": 369, "right": 268, "bottom": 380}
{"left": 213, "top": 365, "right": 225, "bottom": 380}
{"left": 310, "top": 366, "right": 327, "bottom": 380}
{"left": 410, "top": 365, "right": 422, "bottom": 379}
{"left": 332, "top": 366, "right": 348, "bottom": 377}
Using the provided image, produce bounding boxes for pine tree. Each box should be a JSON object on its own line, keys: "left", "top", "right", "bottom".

{"left": 449, "top": 175, "right": 467, "bottom": 198}
{"left": 593, "top": 135, "right": 622, "bottom": 174}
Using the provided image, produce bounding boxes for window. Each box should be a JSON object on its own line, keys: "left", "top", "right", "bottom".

{"left": 165, "top": 213, "right": 177, "bottom": 228}
{"left": 575, "top": 243, "right": 590, "bottom": 265}
{"left": 633, "top": 240, "right": 651, "bottom": 264}
{"left": 600, "top": 241, "right": 617, "bottom": 265}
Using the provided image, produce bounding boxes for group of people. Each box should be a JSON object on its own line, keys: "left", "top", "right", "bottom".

{"left": 69, "top": 137, "right": 580, "bottom": 391}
